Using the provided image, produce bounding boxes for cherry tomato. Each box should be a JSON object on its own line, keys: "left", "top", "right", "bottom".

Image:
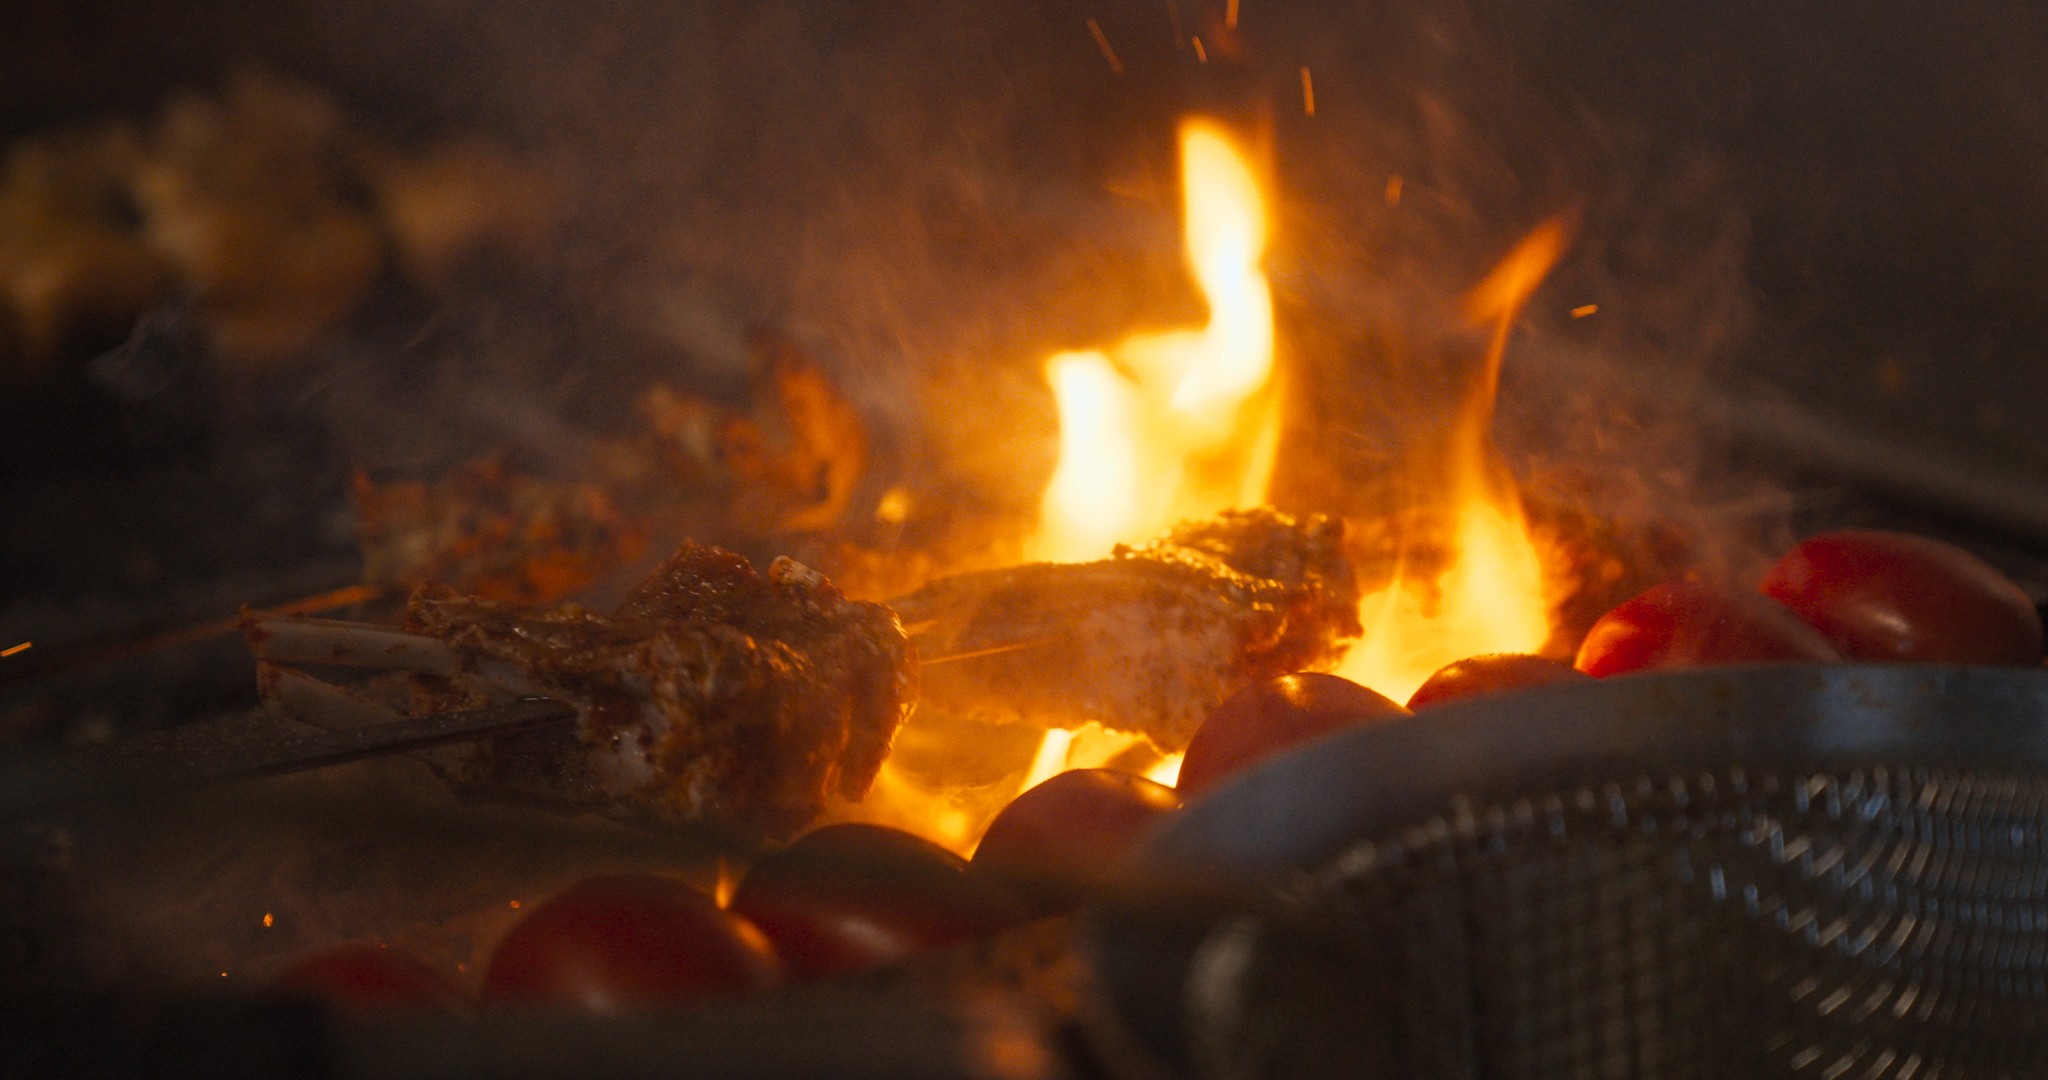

{"left": 1574, "top": 580, "right": 1841, "bottom": 677}
{"left": 730, "top": 823, "right": 1021, "bottom": 979}
{"left": 1176, "top": 673, "right": 1408, "bottom": 797}
{"left": 482, "top": 874, "right": 780, "bottom": 1011}
{"left": 1406, "top": 654, "right": 1590, "bottom": 711}
{"left": 972, "top": 769, "right": 1181, "bottom": 912}
{"left": 1760, "top": 529, "right": 2043, "bottom": 665}
{"left": 270, "top": 945, "right": 465, "bottom": 1012}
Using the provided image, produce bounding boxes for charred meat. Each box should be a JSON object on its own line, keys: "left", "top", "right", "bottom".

{"left": 249, "top": 543, "right": 916, "bottom": 839}
{"left": 891, "top": 508, "right": 1362, "bottom": 749}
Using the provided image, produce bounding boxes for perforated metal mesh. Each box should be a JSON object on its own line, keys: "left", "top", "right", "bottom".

{"left": 1188, "top": 766, "right": 2048, "bottom": 1080}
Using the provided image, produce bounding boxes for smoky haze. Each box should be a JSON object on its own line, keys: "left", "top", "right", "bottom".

{"left": 14, "top": 0, "right": 2048, "bottom": 986}
{"left": 12, "top": 0, "right": 2048, "bottom": 558}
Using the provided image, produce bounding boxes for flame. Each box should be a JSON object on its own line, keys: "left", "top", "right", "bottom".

{"left": 1334, "top": 221, "right": 1570, "bottom": 702}
{"left": 1017, "top": 728, "right": 1077, "bottom": 794}
{"left": 839, "top": 118, "right": 1276, "bottom": 854}
{"left": 1031, "top": 118, "right": 1280, "bottom": 562}
{"left": 1144, "top": 753, "right": 1185, "bottom": 788}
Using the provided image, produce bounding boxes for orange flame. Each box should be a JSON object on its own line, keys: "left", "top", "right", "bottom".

{"left": 913, "top": 117, "right": 1278, "bottom": 830}
{"left": 1335, "top": 221, "right": 1570, "bottom": 702}
{"left": 1032, "top": 118, "right": 1281, "bottom": 562}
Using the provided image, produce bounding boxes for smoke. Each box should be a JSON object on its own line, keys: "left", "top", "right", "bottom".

{"left": 1, "top": 0, "right": 1817, "bottom": 560}
{"left": 16, "top": 0, "right": 1924, "bottom": 980}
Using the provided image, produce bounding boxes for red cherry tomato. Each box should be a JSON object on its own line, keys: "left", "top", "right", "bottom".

{"left": 1574, "top": 580, "right": 1841, "bottom": 677}
{"left": 482, "top": 874, "right": 780, "bottom": 1011}
{"left": 730, "top": 823, "right": 1021, "bottom": 979}
{"left": 270, "top": 945, "right": 465, "bottom": 1012}
{"left": 1760, "top": 529, "right": 2043, "bottom": 665}
{"left": 1406, "top": 654, "right": 1590, "bottom": 711}
{"left": 1176, "top": 673, "right": 1408, "bottom": 797}
{"left": 972, "top": 769, "right": 1181, "bottom": 911}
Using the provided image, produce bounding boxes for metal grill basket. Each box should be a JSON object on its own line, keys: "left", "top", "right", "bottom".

{"left": 1088, "top": 666, "right": 2048, "bottom": 1080}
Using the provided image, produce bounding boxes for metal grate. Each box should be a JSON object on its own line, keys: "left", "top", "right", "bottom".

{"left": 1189, "top": 765, "right": 2048, "bottom": 1080}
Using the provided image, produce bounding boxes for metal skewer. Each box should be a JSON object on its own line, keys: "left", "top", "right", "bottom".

{"left": 0, "top": 582, "right": 384, "bottom": 689}
{"left": 0, "top": 696, "right": 577, "bottom": 817}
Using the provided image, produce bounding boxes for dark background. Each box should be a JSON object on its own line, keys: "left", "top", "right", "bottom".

{"left": 10, "top": 1, "right": 2047, "bottom": 464}
{"left": 5, "top": 0, "right": 2048, "bottom": 655}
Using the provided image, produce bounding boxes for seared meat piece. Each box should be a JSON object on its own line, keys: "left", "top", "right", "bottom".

{"left": 891, "top": 508, "right": 1362, "bottom": 749}
{"left": 252, "top": 544, "right": 915, "bottom": 839}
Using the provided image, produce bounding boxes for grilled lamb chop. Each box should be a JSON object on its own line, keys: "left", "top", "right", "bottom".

{"left": 249, "top": 543, "right": 916, "bottom": 839}
{"left": 891, "top": 508, "right": 1362, "bottom": 749}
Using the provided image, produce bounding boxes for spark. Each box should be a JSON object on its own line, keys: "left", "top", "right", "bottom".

{"left": 714, "top": 857, "right": 739, "bottom": 908}
{"left": 1192, "top": 36, "right": 1208, "bottom": 62}
{"left": 1300, "top": 67, "right": 1316, "bottom": 116}
{"left": 1225, "top": 0, "right": 1240, "bottom": 29}
{"left": 1571, "top": 303, "right": 1599, "bottom": 318}
{"left": 508, "top": 899, "right": 521, "bottom": 910}
{"left": 875, "top": 487, "right": 912, "bottom": 525}
{"left": 1166, "top": 0, "right": 1184, "bottom": 44}
{"left": 0, "top": 642, "right": 28, "bottom": 658}
{"left": 921, "top": 638, "right": 1057, "bottom": 666}
{"left": 1086, "top": 18, "right": 1126, "bottom": 76}
{"left": 262, "top": 913, "right": 274, "bottom": 928}
{"left": 1384, "top": 175, "right": 1403, "bottom": 206}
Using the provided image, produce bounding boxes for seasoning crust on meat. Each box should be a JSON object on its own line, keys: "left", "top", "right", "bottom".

{"left": 406, "top": 543, "right": 916, "bottom": 838}
{"left": 891, "top": 508, "right": 1362, "bottom": 749}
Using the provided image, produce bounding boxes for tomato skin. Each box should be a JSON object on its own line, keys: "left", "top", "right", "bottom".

{"left": 1574, "top": 580, "right": 1841, "bottom": 677}
{"left": 1760, "top": 530, "right": 2043, "bottom": 665}
{"left": 972, "top": 769, "right": 1181, "bottom": 911}
{"left": 1176, "top": 673, "right": 1408, "bottom": 797}
{"left": 270, "top": 945, "right": 466, "bottom": 1012}
{"left": 482, "top": 874, "right": 780, "bottom": 1011}
{"left": 1406, "top": 654, "right": 1589, "bottom": 711}
{"left": 730, "top": 823, "right": 1021, "bottom": 979}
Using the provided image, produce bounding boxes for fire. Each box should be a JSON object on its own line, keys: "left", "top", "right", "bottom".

{"left": 853, "top": 126, "right": 1561, "bottom": 853}
{"left": 1031, "top": 118, "right": 1281, "bottom": 562}
{"left": 1335, "top": 222, "right": 1570, "bottom": 702}
{"left": 940, "top": 117, "right": 1272, "bottom": 834}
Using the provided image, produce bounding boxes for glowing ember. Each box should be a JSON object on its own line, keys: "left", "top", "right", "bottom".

{"left": 1017, "top": 728, "right": 1077, "bottom": 793}
{"left": 1144, "top": 753, "right": 1185, "bottom": 788}
{"left": 1335, "top": 221, "right": 1570, "bottom": 702}
{"left": 1032, "top": 118, "right": 1280, "bottom": 563}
